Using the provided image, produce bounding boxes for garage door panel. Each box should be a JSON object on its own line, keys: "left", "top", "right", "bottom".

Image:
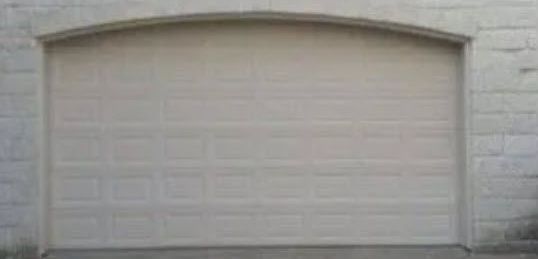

{"left": 312, "top": 213, "right": 355, "bottom": 239}
{"left": 52, "top": 173, "right": 102, "bottom": 206}
{"left": 156, "top": 48, "right": 206, "bottom": 82}
{"left": 51, "top": 212, "right": 104, "bottom": 247}
{"left": 52, "top": 97, "right": 102, "bottom": 126}
{"left": 359, "top": 100, "right": 407, "bottom": 121}
{"left": 48, "top": 22, "right": 460, "bottom": 248}
{"left": 405, "top": 138, "right": 453, "bottom": 159}
{"left": 110, "top": 175, "right": 153, "bottom": 203}
{"left": 48, "top": 51, "right": 100, "bottom": 97}
{"left": 105, "top": 99, "right": 159, "bottom": 124}
{"left": 109, "top": 134, "right": 157, "bottom": 163}
{"left": 213, "top": 136, "right": 255, "bottom": 160}
{"left": 164, "top": 98, "right": 206, "bottom": 122}
{"left": 165, "top": 135, "right": 206, "bottom": 160}
{"left": 313, "top": 173, "right": 354, "bottom": 200}
{"left": 206, "top": 48, "right": 254, "bottom": 81}
{"left": 260, "top": 169, "right": 308, "bottom": 200}
{"left": 162, "top": 213, "right": 205, "bottom": 242}
{"left": 110, "top": 213, "right": 156, "bottom": 241}
{"left": 204, "top": 99, "right": 254, "bottom": 121}
{"left": 162, "top": 168, "right": 204, "bottom": 202}
{"left": 258, "top": 82, "right": 313, "bottom": 99}
{"left": 257, "top": 52, "right": 312, "bottom": 81}
{"left": 204, "top": 81, "right": 256, "bottom": 99}
{"left": 212, "top": 213, "right": 257, "bottom": 241}
{"left": 405, "top": 99, "right": 454, "bottom": 121}
{"left": 308, "top": 100, "right": 357, "bottom": 121}
{"left": 208, "top": 168, "right": 256, "bottom": 201}
{"left": 263, "top": 136, "right": 306, "bottom": 159}
{"left": 53, "top": 131, "right": 102, "bottom": 163}
{"left": 100, "top": 49, "right": 154, "bottom": 90}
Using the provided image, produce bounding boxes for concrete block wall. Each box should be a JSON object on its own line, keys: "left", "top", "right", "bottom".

{"left": 0, "top": 0, "right": 537, "bottom": 251}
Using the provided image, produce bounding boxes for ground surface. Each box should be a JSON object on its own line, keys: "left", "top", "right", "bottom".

{"left": 48, "top": 246, "right": 538, "bottom": 259}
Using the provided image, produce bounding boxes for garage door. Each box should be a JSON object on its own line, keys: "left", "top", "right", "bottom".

{"left": 47, "top": 21, "right": 461, "bottom": 248}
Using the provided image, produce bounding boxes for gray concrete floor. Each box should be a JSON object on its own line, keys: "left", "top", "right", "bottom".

{"left": 47, "top": 246, "right": 538, "bottom": 259}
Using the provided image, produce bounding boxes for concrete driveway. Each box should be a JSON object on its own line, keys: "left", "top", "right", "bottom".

{"left": 48, "top": 246, "right": 538, "bottom": 259}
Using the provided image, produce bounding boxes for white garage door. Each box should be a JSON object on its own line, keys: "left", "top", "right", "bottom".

{"left": 47, "top": 21, "right": 461, "bottom": 248}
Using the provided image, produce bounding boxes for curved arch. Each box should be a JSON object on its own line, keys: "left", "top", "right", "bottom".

{"left": 33, "top": 1, "right": 475, "bottom": 42}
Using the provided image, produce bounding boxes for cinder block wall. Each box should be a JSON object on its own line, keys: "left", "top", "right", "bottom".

{"left": 0, "top": 0, "right": 537, "bottom": 252}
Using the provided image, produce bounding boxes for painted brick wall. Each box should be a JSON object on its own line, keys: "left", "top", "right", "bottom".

{"left": 0, "top": 0, "right": 537, "bottom": 251}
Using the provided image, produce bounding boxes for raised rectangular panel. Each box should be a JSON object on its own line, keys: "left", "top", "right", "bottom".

{"left": 104, "top": 82, "right": 155, "bottom": 98}
{"left": 405, "top": 161, "right": 454, "bottom": 176}
{"left": 213, "top": 213, "right": 256, "bottom": 239}
{"left": 400, "top": 200, "right": 453, "bottom": 216}
{"left": 402, "top": 176, "right": 452, "bottom": 198}
{"left": 163, "top": 212, "right": 204, "bottom": 240}
{"left": 49, "top": 52, "right": 100, "bottom": 97}
{"left": 399, "top": 80, "right": 453, "bottom": 98}
{"left": 362, "top": 161, "right": 402, "bottom": 176}
{"left": 111, "top": 135, "right": 155, "bottom": 162}
{"left": 52, "top": 98, "right": 101, "bottom": 125}
{"left": 405, "top": 138, "right": 452, "bottom": 159}
{"left": 256, "top": 50, "right": 309, "bottom": 81}
{"left": 100, "top": 47, "right": 155, "bottom": 97}
{"left": 258, "top": 81, "right": 311, "bottom": 98}
{"left": 205, "top": 81, "right": 255, "bottom": 99}
{"left": 308, "top": 100, "right": 356, "bottom": 121}
{"left": 313, "top": 173, "right": 354, "bottom": 200}
{"left": 52, "top": 175, "right": 101, "bottom": 204}
{"left": 362, "top": 122, "right": 402, "bottom": 138}
{"left": 206, "top": 48, "right": 254, "bottom": 81}
{"left": 355, "top": 215, "right": 403, "bottom": 237}
{"left": 259, "top": 99, "right": 304, "bottom": 121}
{"left": 205, "top": 100, "right": 252, "bottom": 121}
{"left": 111, "top": 214, "right": 154, "bottom": 241}
{"left": 361, "top": 138, "right": 402, "bottom": 159}
{"left": 263, "top": 137, "right": 304, "bottom": 160}
{"left": 261, "top": 212, "right": 304, "bottom": 239}
{"left": 355, "top": 176, "right": 402, "bottom": 198}
{"left": 312, "top": 137, "right": 356, "bottom": 159}
{"left": 400, "top": 216, "right": 451, "bottom": 238}
{"left": 360, "top": 100, "right": 406, "bottom": 121}
{"left": 156, "top": 48, "right": 205, "bottom": 82}
{"left": 106, "top": 99, "right": 158, "bottom": 123}
{"left": 111, "top": 175, "right": 152, "bottom": 202}
{"left": 52, "top": 213, "right": 102, "bottom": 245}
{"left": 304, "top": 50, "right": 365, "bottom": 81}
{"left": 213, "top": 136, "right": 254, "bottom": 159}
{"left": 54, "top": 134, "right": 101, "bottom": 162}
{"left": 312, "top": 213, "right": 355, "bottom": 238}
{"left": 163, "top": 169, "right": 204, "bottom": 201}
{"left": 406, "top": 100, "right": 452, "bottom": 121}
{"left": 308, "top": 81, "right": 361, "bottom": 98}
{"left": 101, "top": 48, "right": 153, "bottom": 85}
{"left": 355, "top": 201, "right": 405, "bottom": 216}
{"left": 164, "top": 99, "right": 206, "bottom": 121}
{"left": 210, "top": 169, "right": 253, "bottom": 200}
{"left": 260, "top": 168, "right": 307, "bottom": 200}
{"left": 404, "top": 122, "right": 453, "bottom": 138}
{"left": 165, "top": 136, "right": 205, "bottom": 160}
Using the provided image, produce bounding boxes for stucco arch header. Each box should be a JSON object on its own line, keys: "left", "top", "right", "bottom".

{"left": 33, "top": 0, "right": 475, "bottom": 42}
